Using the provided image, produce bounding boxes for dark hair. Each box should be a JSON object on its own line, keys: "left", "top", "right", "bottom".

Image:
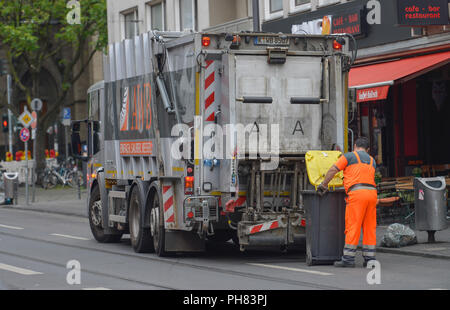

{"left": 354, "top": 137, "right": 370, "bottom": 150}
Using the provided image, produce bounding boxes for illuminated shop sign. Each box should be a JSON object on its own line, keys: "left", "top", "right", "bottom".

{"left": 332, "top": 10, "right": 364, "bottom": 36}
{"left": 397, "top": 0, "right": 450, "bottom": 25}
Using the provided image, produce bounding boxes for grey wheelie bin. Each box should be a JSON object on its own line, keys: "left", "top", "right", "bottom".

{"left": 414, "top": 177, "right": 448, "bottom": 242}
{"left": 302, "top": 189, "right": 346, "bottom": 266}
{"left": 302, "top": 150, "right": 346, "bottom": 266}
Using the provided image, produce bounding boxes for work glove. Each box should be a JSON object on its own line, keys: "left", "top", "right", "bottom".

{"left": 317, "top": 183, "right": 328, "bottom": 196}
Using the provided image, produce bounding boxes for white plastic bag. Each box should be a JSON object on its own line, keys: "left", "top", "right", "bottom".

{"left": 380, "top": 223, "right": 417, "bottom": 248}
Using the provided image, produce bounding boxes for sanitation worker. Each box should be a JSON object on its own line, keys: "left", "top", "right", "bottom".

{"left": 317, "top": 137, "right": 377, "bottom": 268}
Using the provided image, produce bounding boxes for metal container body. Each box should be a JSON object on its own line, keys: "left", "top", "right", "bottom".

{"left": 414, "top": 177, "right": 448, "bottom": 231}
{"left": 4, "top": 172, "right": 19, "bottom": 201}
{"left": 302, "top": 189, "right": 346, "bottom": 265}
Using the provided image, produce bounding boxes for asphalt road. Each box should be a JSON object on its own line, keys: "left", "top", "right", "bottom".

{"left": 0, "top": 207, "right": 449, "bottom": 290}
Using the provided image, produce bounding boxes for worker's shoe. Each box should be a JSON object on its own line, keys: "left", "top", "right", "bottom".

{"left": 363, "top": 260, "right": 376, "bottom": 268}
{"left": 333, "top": 260, "right": 355, "bottom": 268}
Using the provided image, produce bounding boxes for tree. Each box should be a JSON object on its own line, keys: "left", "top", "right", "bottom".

{"left": 0, "top": 0, "right": 107, "bottom": 168}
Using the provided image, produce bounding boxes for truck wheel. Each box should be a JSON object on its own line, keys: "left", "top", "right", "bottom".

{"left": 306, "top": 241, "right": 313, "bottom": 266}
{"left": 89, "top": 185, "right": 122, "bottom": 243}
{"left": 150, "top": 189, "right": 169, "bottom": 257}
{"left": 129, "top": 185, "right": 154, "bottom": 253}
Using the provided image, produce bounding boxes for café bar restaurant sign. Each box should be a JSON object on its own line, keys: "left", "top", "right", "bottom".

{"left": 397, "top": 0, "right": 449, "bottom": 25}
{"left": 292, "top": 8, "right": 365, "bottom": 36}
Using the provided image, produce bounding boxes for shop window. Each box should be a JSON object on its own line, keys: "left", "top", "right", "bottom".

{"left": 289, "top": 0, "right": 311, "bottom": 14}
{"left": 179, "top": 0, "right": 196, "bottom": 31}
{"left": 264, "top": 0, "right": 284, "bottom": 21}
{"left": 122, "top": 9, "right": 139, "bottom": 40}
{"left": 147, "top": 1, "right": 165, "bottom": 31}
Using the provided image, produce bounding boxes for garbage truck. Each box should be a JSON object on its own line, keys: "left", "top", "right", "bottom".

{"left": 71, "top": 31, "right": 354, "bottom": 257}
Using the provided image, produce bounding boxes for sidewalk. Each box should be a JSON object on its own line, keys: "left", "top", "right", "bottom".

{"left": 1, "top": 185, "right": 88, "bottom": 218}
{"left": 376, "top": 222, "right": 450, "bottom": 260}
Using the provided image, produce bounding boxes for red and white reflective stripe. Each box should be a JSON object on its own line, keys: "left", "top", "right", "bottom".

{"left": 235, "top": 196, "right": 246, "bottom": 207}
{"left": 248, "top": 220, "right": 280, "bottom": 235}
{"left": 204, "top": 60, "right": 216, "bottom": 122}
{"left": 162, "top": 184, "right": 175, "bottom": 227}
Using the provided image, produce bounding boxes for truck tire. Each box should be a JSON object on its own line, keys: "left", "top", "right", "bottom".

{"left": 129, "top": 185, "right": 154, "bottom": 253}
{"left": 306, "top": 241, "right": 314, "bottom": 266}
{"left": 89, "top": 185, "right": 122, "bottom": 243}
{"left": 150, "top": 188, "right": 169, "bottom": 257}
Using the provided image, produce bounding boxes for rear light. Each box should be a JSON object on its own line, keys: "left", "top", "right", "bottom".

{"left": 230, "top": 35, "right": 241, "bottom": 49}
{"left": 333, "top": 40, "right": 342, "bottom": 51}
{"left": 187, "top": 211, "right": 194, "bottom": 219}
{"left": 202, "top": 36, "right": 211, "bottom": 47}
{"left": 184, "top": 176, "right": 194, "bottom": 195}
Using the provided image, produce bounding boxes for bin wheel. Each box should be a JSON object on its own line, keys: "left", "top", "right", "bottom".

{"left": 89, "top": 185, "right": 122, "bottom": 243}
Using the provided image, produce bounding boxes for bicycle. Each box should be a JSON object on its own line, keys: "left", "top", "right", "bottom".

{"left": 41, "top": 158, "right": 83, "bottom": 189}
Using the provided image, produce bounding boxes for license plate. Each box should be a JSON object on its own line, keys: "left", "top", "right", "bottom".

{"left": 255, "top": 36, "right": 289, "bottom": 46}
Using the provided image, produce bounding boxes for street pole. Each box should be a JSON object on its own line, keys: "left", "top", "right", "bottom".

{"left": 65, "top": 125, "right": 69, "bottom": 162}
{"left": 252, "top": 0, "right": 260, "bottom": 33}
{"left": 25, "top": 139, "right": 29, "bottom": 205}
{"left": 7, "top": 74, "right": 13, "bottom": 154}
{"left": 77, "top": 159, "right": 81, "bottom": 200}
{"left": 32, "top": 114, "right": 37, "bottom": 203}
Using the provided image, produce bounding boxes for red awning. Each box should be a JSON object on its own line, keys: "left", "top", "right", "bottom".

{"left": 349, "top": 50, "right": 450, "bottom": 102}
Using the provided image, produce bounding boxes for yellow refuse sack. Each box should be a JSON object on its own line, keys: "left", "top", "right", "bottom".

{"left": 305, "top": 150, "right": 344, "bottom": 189}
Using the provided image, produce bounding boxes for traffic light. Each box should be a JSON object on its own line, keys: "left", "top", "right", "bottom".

{"left": 2, "top": 114, "right": 8, "bottom": 133}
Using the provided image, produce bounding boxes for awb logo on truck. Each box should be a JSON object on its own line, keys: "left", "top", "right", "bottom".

{"left": 119, "top": 83, "right": 152, "bottom": 133}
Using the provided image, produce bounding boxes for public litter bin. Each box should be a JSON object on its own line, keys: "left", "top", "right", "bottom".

{"left": 4, "top": 172, "right": 19, "bottom": 205}
{"left": 302, "top": 151, "right": 346, "bottom": 266}
{"left": 414, "top": 177, "right": 448, "bottom": 242}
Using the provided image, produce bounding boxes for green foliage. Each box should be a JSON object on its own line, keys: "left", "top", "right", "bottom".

{"left": 0, "top": 0, "right": 107, "bottom": 58}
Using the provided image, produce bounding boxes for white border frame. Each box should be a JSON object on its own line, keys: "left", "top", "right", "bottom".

{"left": 264, "top": 0, "right": 284, "bottom": 21}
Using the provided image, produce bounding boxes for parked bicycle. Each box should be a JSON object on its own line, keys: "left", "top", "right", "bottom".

{"left": 41, "top": 157, "right": 83, "bottom": 189}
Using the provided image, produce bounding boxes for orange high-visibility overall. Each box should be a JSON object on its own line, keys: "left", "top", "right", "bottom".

{"left": 335, "top": 151, "right": 377, "bottom": 262}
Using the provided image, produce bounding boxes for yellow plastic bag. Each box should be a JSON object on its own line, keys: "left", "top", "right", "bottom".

{"left": 305, "top": 150, "right": 344, "bottom": 189}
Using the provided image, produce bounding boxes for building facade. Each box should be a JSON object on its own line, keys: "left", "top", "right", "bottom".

{"left": 107, "top": 0, "right": 254, "bottom": 44}
{"left": 262, "top": 0, "right": 450, "bottom": 178}
{"left": 106, "top": 0, "right": 450, "bottom": 178}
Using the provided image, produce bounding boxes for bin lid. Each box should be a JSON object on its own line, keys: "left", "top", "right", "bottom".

{"left": 4, "top": 172, "right": 19, "bottom": 179}
{"left": 414, "top": 177, "right": 446, "bottom": 191}
{"left": 305, "top": 151, "right": 344, "bottom": 188}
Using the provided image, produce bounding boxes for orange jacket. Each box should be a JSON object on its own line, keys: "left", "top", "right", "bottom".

{"left": 335, "top": 151, "right": 376, "bottom": 193}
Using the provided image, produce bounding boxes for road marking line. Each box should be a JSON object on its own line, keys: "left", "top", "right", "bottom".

{"left": 0, "top": 263, "right": 43, "bottom": 275}
{"left": 248, "top": 263, "right": 334, "bottom": 276}
{"left": 50, "top": 233, "right": 89, "bottom": 241}
{"left": 82, "top": 287, "right": 112, "bottom": 290}
{"left": 425, "top": 247, "right": 447, "bottom": 251}
{"left": 0, "top": 224, "right": 24, "bottom": 230}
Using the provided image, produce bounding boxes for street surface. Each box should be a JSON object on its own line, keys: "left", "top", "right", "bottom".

{"left": 0, "top": 203, "right": 449, "bottom": 290}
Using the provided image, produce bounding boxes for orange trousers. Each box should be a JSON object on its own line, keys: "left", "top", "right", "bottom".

{"left": 345, "top": 189, "right": 377, "bottom": 247}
